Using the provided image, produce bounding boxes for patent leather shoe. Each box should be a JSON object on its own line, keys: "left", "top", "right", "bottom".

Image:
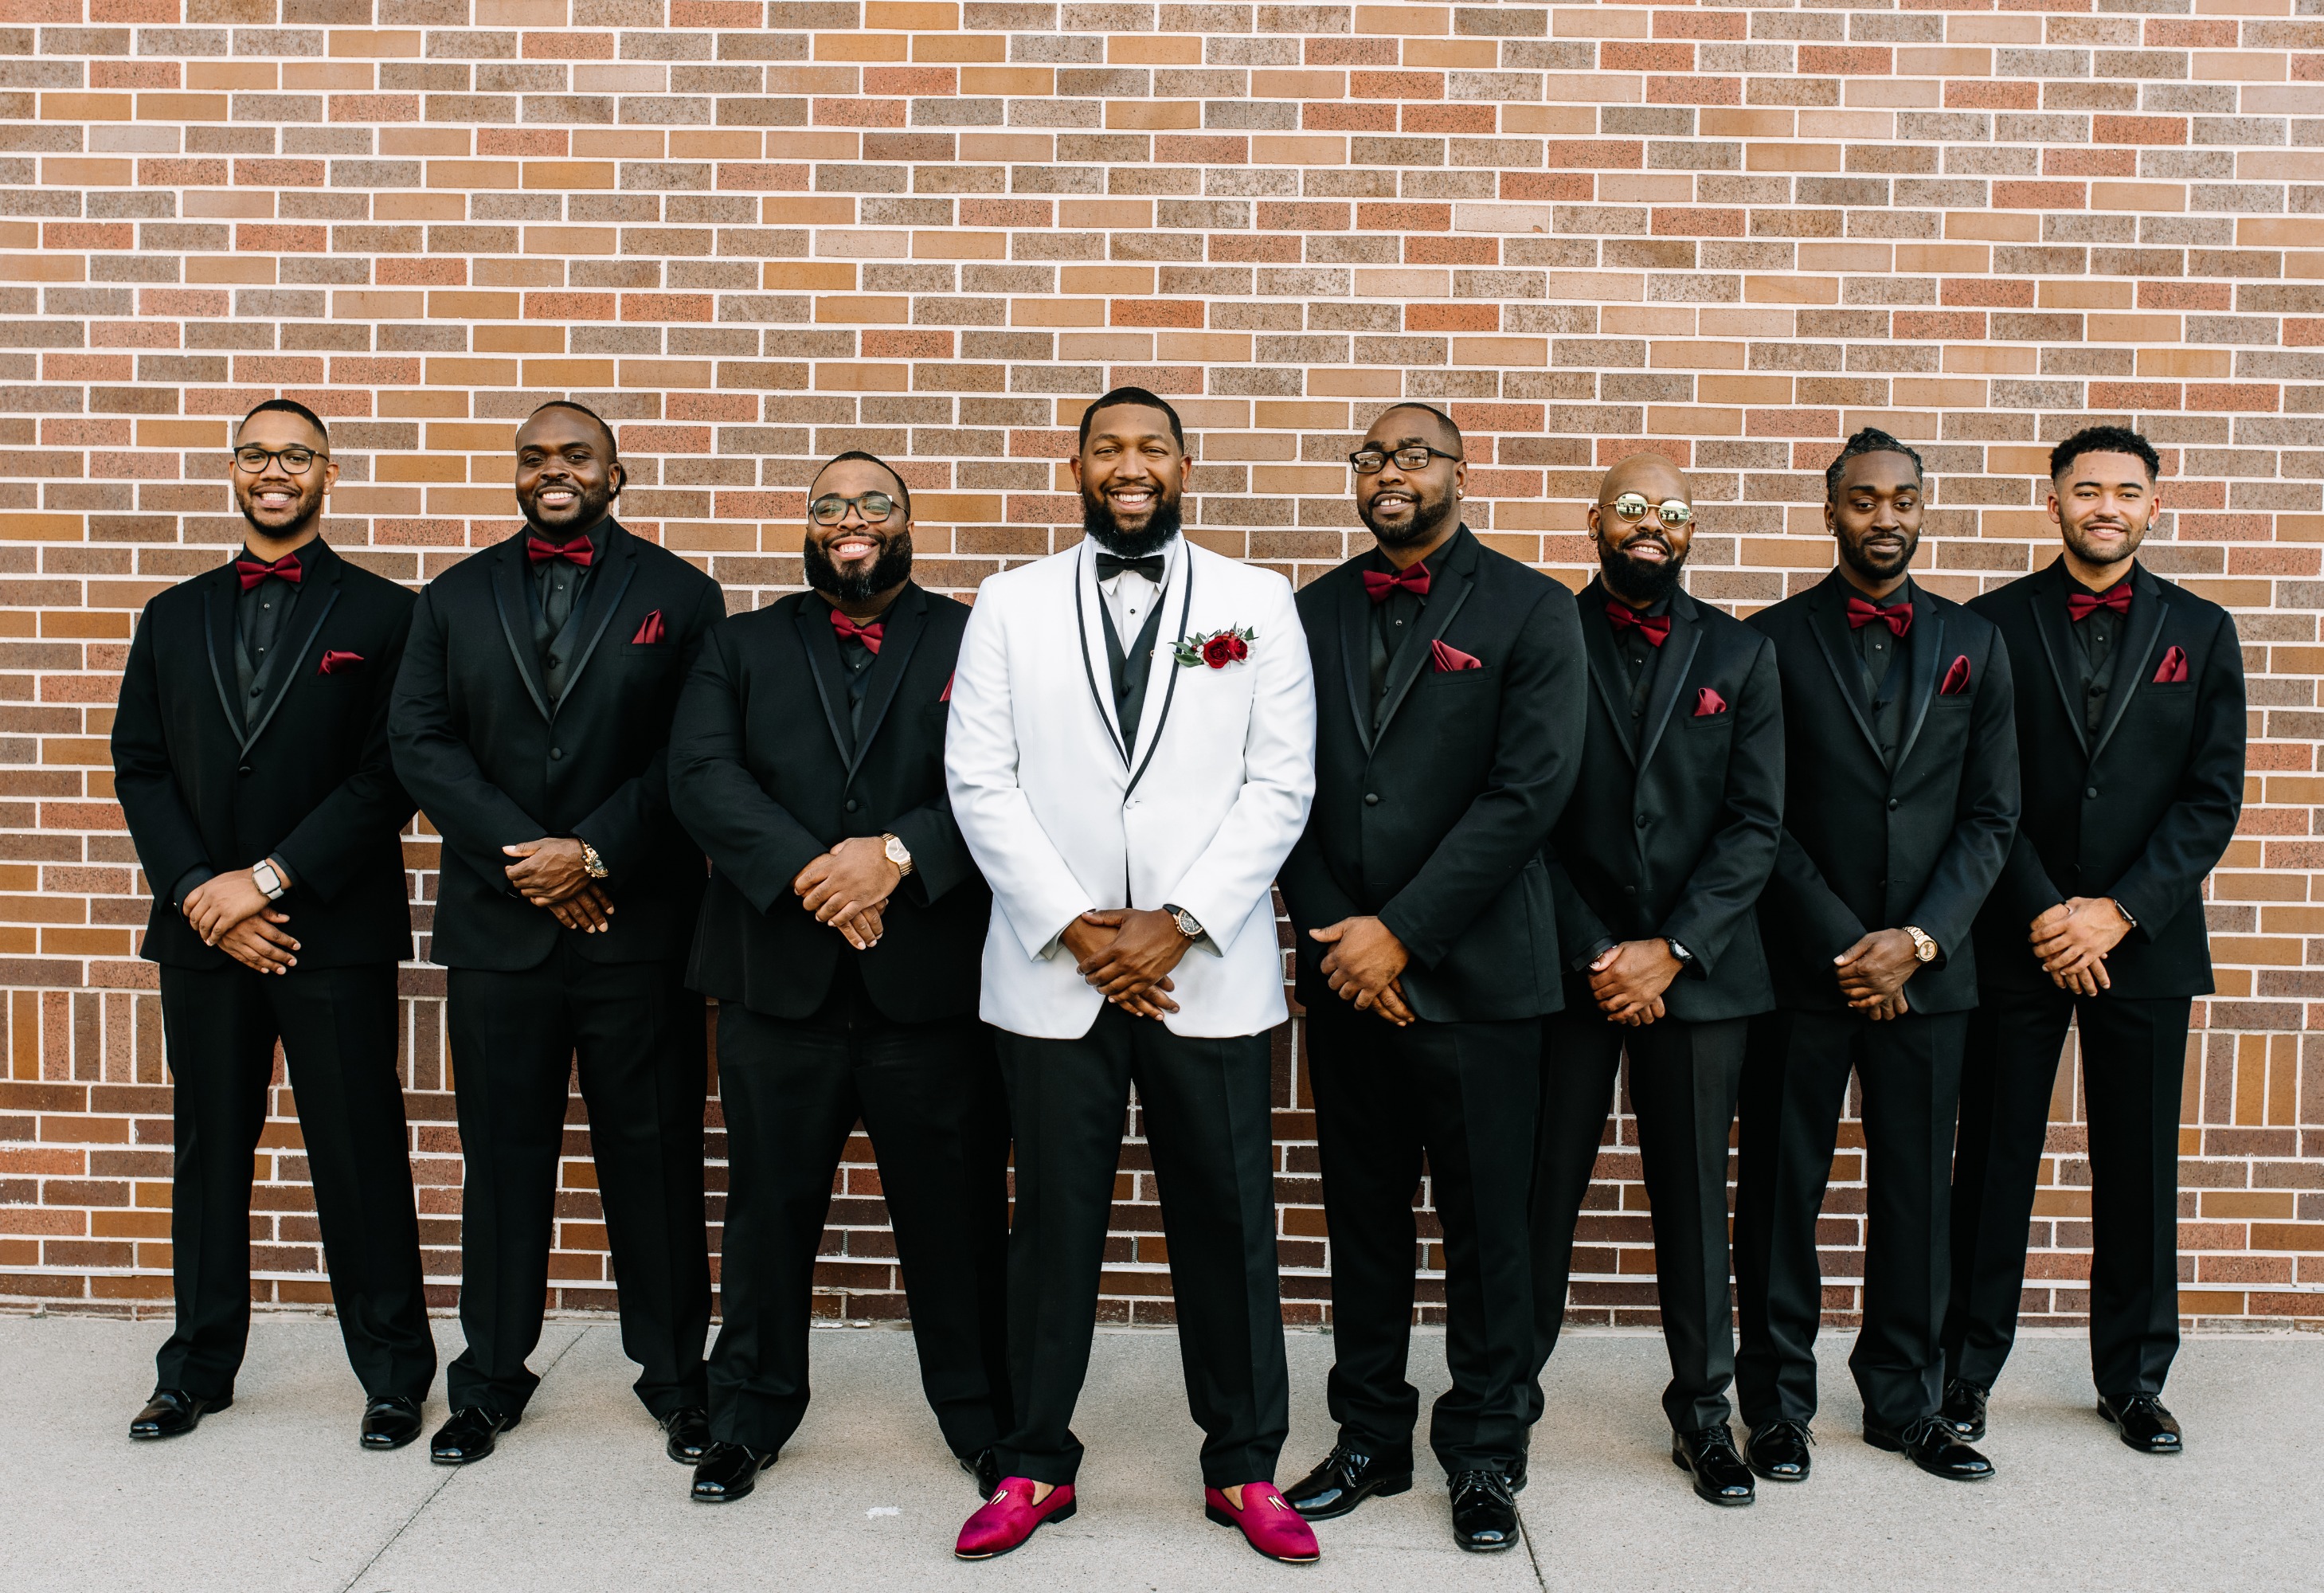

{"left": 961, "top": 1446, "right": 1003, "bottom": 1500}
{"left": 130, "top": 1388, "right": 227, "bottom": 1441}
{"left": 1940, "top": 1379, "right": 1988, "bottom": 1441}
{"left": 1282, "top": 1442, "right": 1413, "bottom": 1521}
{"left": 1864, "top": 1414, "right": 1995, "bottom": 1481}
{"left": 2097, "top": 1393, "right": 2182, "bottom": 1455}
{"left": 1744, "top": 1419, "right": 1813, "bottom": 1481}
{"left": 1671, "top": 1425, "right": 1755, "bottom": 1506}
{"left": 691, "top": 1440, "right": 776, "bottom": 1502}
{"left": 1504, "top": 1443, "right": 1528, "bottom": 1493}
{"left": 660, "top": 1406, "right": 712, "bottom": 1465}
{"left": 360, "top": 1395, "right": 424, "bottom": 1450}
{"left": 1446, "top": 1468, "right": 1520, "bottom": 1552}
{"left": 429, "top": 1406, "right": 518, "bottom": 1466}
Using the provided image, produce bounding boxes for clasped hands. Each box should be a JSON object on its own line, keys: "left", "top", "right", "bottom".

{"left": 182, "top": 867, "right": 297, "bottom": 976}
{"left": 792, "top": 835, "right": 902, "bottom": 950}
{"left": 1310, "top": 916, "right": 1414, "bottom": 1027}
{"left": 504, "top": 836, "right": 613, "bottom": 932}
{"left": 1064, "top": 908, "right": 1193, "bottom": 1020}
{"left": 1833, "top": 928, "right": 1922, "bottom": 1020}
{"left": 2029, "top": 897, "right": 2130, "bottom": 996}
{"left": 1587, "top": 938, "right": 1683, "bottom": 1027}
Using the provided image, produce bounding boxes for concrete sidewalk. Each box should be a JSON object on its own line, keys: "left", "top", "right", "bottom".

{"left": 2, "top": 1314, "right": 2318, "bottom": 1593}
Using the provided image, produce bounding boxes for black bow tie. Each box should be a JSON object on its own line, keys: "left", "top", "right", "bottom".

{"left": 1095, "top": 552, "right": 1164, "bottom": 583}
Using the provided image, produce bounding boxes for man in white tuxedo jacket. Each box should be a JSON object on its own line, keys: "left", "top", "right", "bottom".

{"left": 945, "top": 388, "right": 1320, "bottom": 1565}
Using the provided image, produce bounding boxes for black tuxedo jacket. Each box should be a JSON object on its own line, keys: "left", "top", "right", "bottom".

{"left": 1278, "top": 525, "right": 1587, "bottom": 1024}
{"left": 1746, "top": 569, "right": 2020, "bottom": 1016}
{"left": 669, "top": 585, "right": 987, "bottom": 1024}
{"left": 1547, "top": 580, "right": 1785, "bottom": 1024}
{"left": 389, "top": 518, "right": 726, "bottom": 971}
{"left": 112, "top": 538, "right": 418, "bottom": 970}
{"left": 1968, "top": 558, "right": 2244, "bottom": 998}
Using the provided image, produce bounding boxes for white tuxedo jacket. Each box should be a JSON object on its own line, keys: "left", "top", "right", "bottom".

{"left": 945, "top": 538, "right": 1317, "bottom": 1039}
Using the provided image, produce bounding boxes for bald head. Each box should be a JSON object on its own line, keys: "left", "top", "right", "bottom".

{"left": 1597, "top": 452, "right": 1687, "bottom": 505}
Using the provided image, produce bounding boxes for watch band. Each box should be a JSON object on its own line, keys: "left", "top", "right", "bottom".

{"left": 579, "top": 840, "right": 609, "bottom": 881}
{"left": 1164, "top": 902, "right": 1204, "bottom": 940}
{"left": 882, "top": 832, "right": 914, "bottom": 877}
{"left": 1905, "top": 926, "right": 1938, "bottom": 962}
{"left": 251, "top": 859, "right": 286, "bottom": 902}
{"left": 1665, "top": 937, "right": 1694, "bottom": 967}
{"left": 2111, "top": 898, "right": 2138, "bottom": 930}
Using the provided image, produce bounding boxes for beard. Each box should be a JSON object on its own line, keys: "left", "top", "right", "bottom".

{"left": 237, "top": 490, "right": 323, "bottom": 542}
{"left": 804, "top": 527, "right": 914, "bottom": 603}
{"left": 520, "top": 479, "right": 616, "bottom": 540}
{"left": 1359, "top": 480, "right": 1457, "bottom": 550}
{"left": 1838, "top": 526, "right": 1919, "bottom": 583}
{"left": 1597, "top": 530, "right": 1687, "bottom": 605}
{"left": 2061, "top": 515, "right": 2146, "bottom": 569}
{"left": 1082, "top": 489, "right": 1182, "bottom": 559}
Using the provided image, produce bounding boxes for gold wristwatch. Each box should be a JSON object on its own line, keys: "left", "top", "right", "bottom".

{"left": 1904, "top": 926, "right": 1938, "bottom": 963}
{"left": 579, "top": 840, "right": 609, "bottom": 880}
{"left": 882, "top": 833, "right": 914, "bottom": 877}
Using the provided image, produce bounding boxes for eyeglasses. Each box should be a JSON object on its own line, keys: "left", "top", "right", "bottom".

{"left": 1350, "top": 445, "right": 1464, "bottom": 475}
{"left": 1606, "top": 493, "right": 1693, "bottom": 526}
{"left": 233, "top": 446, "right": 325, "bottom": 475}
{"left": 809, "top": 491, "right": 899, "bottom": 526}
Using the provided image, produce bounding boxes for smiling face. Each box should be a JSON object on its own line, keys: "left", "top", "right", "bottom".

{"left": 231, "top": 409, "right": 336, "bottom": 550}
{"left": 1826, "top": 449, "right": 1925, "bottom": 589}
{"left": 1354, "top": 406, "right": 1465, "bottom": 552}
{"left": 803, "top": 455, "right": 914, "bottom": 605}
{"left": 1589, "top": 452, "right": 1692, "bottom": 605}
{"left": 2050, "top": 450, "right": 2156, "bottom": 579}
{"left": 1071, "top": 401, "right": 1187, "bottom": 557}
{"left": 514, "top": 405, "right": 624, "bottom": 538}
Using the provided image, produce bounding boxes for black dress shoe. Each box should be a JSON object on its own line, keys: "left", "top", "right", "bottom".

{"left": 1744, "top": 1419, "right": 1813, "bottom": 1483}
{"left": 429, "top": 1407, "right": 518, "bottom": 1466}
{"left": 691, "top": 1440, "right": 776, "bottom": 1502}
{"left": 961, "top": 1446, "right": 1003, "bottom": 1500}
{"left": 1282, "top": 1442, "right": 1414, "bottom": 1521}
{"left": 660, "top": 1407, "right": 712, "bottom": 1465}
{"left": 1940, "top": 1378, "right": 1989, "bottom": 1441}
{"left": 361, "top": 1395, "right": 424, "bottom": 1450}
{"left": 1446, "top": 1468, "right": 1520, "bottom": 1553}
{"left": 2097, "top": 1393, "right": 2182, "bottom": 1454}
{"left": 130, "top": 1388, "right": 229, "bottom": 1441}
{"left": 1504, "top": 1444, "right": 1528, "bottom": 1493}
{"left": 1864, "top": 1414, "right": 1995, "bottom": 1481}
{"left": 1671, "top": 1425, "right": 1755, "bottom": 1506}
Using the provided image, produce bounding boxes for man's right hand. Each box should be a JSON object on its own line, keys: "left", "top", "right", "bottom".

{"left": 545, "top": 883, "right": 614, "bottom": 933}
{"left": 218, "top": 909, "right": 298, "bottom": 975}
{"left": 1062, "top": 913, "right": 1179, "bottom": 1018}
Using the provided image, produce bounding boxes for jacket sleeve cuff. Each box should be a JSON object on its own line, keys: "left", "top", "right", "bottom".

{"left": 170, "top": 865, "right": 216, "bottom": 910}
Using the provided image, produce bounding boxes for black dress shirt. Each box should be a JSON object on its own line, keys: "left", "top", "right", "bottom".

{"left": 2065, "top": 577, "right": 2125, "bottom": 737}
{"left": 1367, "top": 540, "right": 1453, "bottom": 715}
{"left": 1609, "top": 594, "right": 1670, "bottom": 718}
{"left": 1851, "top": 580, "right": 1914, "bottom": 769}
{"left": 235, "top": 548, "right": 303, "bottom": 727}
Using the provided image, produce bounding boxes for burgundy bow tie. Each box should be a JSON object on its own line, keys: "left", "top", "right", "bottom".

{"left": 1604, "top": 600, "right": 1669, "bottom": 647}
{"left": 234, "top": 552, "right": 303, "bottom": 592}
{"left": 829, "top": 609, "right": 883, "bottom": 655}
{"left": 1362, "top": 563, "right": 1431, "bottom": 604}
{"left": 2067, "top": 583, "right": 2131, "bottom": 623}
{"left": 1845, "top": 595, "right": 1914, "bottom": 637}
{"left": 526, "top": 534, "right": 594, "bottom": 569}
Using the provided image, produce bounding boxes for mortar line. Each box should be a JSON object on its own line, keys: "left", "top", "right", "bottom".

{"left": 331, "top": 1324, "right": 593, "bottom": 1593}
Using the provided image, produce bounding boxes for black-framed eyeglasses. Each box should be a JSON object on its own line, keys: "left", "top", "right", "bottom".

{"left": 1350, "top": 444, "right": 1463, "bottom": 475}
{"left": 1606, "top": 493, "right": 1693, "bottom": 526}
{"left": 810, "top": 491, "right": 899, "bottom": 526}
{"left": 233, "top": 445, "right": 326, "bottom": 475}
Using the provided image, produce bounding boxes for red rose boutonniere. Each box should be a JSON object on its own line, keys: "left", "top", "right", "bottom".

{"left": 1173, "top": 624, "right": 1255, "bottom": 670}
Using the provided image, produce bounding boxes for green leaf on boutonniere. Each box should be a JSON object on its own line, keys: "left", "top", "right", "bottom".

{"left": 1173, "top": 624, "right": 1257, "bottom": 669}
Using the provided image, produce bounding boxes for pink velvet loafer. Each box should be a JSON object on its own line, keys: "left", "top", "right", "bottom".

{"left": 1206, "top": 1481, "right": 1320, "bottom": 1564}
{"left": 955, "top": 1477, "right": 1076, "bottom": 1560}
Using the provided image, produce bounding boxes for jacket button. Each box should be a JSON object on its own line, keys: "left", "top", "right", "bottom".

{"left": 845, "top": 798, "right": 859, "bottom": 813}
{"left": 1888, "top": 798, "right": 1899, "bottom": 811}
{"left": 1624, "top": 885, "right": 1637, "bottom": 895}
{"left": 1363, "top": 793, "right": 1379, "bottom": 806}
{"left": 550, "top": 747, "right": 562, "bottom": 761}
{"left": 249, "top": 686, "right": 262, "bottom": 698}
{"left": 237, "top": 764, "right": 252, "bottom": 778}
{"left": 1636, "top": 813, "right": 1649, "bottom": 828}
{"left": 2085, "top": 786, "right": 2098, "bottom": 799}
{"left": 546, "top": 655, "right": 560, "bottom": 669}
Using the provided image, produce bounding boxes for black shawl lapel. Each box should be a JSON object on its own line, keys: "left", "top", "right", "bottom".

{"left": 845, "top": 582, "right": 929, "bottom": 777}
{"left": 1336, "top": 564, "right": 1376, "bottom": 757}
{"left": 2025, "top": 558, "right": 2092, "bottom": 757}
{"left": 548, "top": 518, "right": 639, "bottom": 711}
{"left": 199, "top": 564, "right": 243, "bottom": 743}
{"left": 241, "top": 543, "right": 342, "bottom": 753}
{"left": 793, "top": 593, "right": 856, "bottom": 763}
{"left": 2089, "top": 560, "right": 2169, "bottom": 764}
{"left": 1805, "top": 572, "right": 1887, "bottom": 765}
{"left": 1373, "top": 525, "right": 1477, "bottom": 742}
{"left": 1578, "top": 580, "right": 1640, "bottom": 765}
{"left": 1892, "top": 580, "right": 1944, "bottom": 772}
{"left": 1122, "top": 542, "right": 1195, "bottom": 797}
{"left": 1633, "top": 587, "right": 1701, "bottom": 774}
{"left": 490, "top": 534, "right": 554, "bottom": 722}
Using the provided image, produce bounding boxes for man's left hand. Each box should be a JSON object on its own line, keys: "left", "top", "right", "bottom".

{"left": 1836, "top": 928, "right": 1922, "bottom": 1009}
{"left": 1313, "top": 917, "right": 1413, "bottom": 1024}
{"left": 2030, "top": 898, "right": 2128, "bottom": 988}
{"left": 1589, "top": 939, "right": 1682, "bottom": 1024}
{"left": 795, "top": 836, "right": 902, "bottom": 930}
{"left": 504, "top": 837, "right": 594, "bottom": 906}
{"left": 1075, "top": 908, "right": 1192, "bottom": 1004}
{"left": 182, "top": 869, "right": 272, "bottom": 945}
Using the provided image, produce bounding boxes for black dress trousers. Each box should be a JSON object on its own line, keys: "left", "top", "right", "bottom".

{"left": 444, "top": 937, "right": 711, "bottom": 1420}
{"left": 155, "top": 961, "right": 433, "bottom": 1403}
{"left": 1307, "top": 998, "right": 1540, "bottom": 1474}
{"left": 1733, "top": 1006, "right": 1967, "bottom": 1433}
{"left": 707, "top": 966, "right": 1012, "bottom": 1459}
{"left": 1945, "top": 985, "right": 2189, "bottom": 1402}
{"left": 1530, "top": 1011, "right": 1748, "bottom": 1434}
{"left": 995, "top": 1002, "right": 1289, "bottom": 1489}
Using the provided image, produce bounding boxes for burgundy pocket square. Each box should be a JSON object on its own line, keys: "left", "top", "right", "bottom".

{"left": 2153, "top": 645, "right": 2188, "bottom": 684}
{"left": 1693, "top": 687, "right": 1727, "bottom": 716}
{"left": 1430, "top": 639, "right": 1482, "bottom": 672}
{"left": 1939, "top": 655, "right": 1973, "bottom": 695}
{"left": 939, "top": 671, "right": 953, "bottom": 703}
{"left": 317, "top": 650, "right": 363, "bottom": 675}
{"left": 631, "top": 610, "right": 666, "bottom": 645}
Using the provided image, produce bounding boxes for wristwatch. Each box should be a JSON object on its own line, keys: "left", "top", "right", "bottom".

{"left": 1665, "top": 938, "right": 1695, "bottom": 969}
{"left": 2111, "top": 898, "right": 2138, "bottom": 930}
{"left": 1164, "top": 903, "right": 1205, "bottom": 941}
{"left": 579, "top": 840, "right": 609, "bottom": 881}
{"left": 250, "top": 857, "right": 288, "bottom": 902}
{"left": 882, "top": 832, "right": 915, "bottom": 877}
{"left": 1904, "top": 926, "right": 1939, "bottom": 963}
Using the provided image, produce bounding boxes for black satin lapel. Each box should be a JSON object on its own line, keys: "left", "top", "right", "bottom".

{"left": 550, "top": 529, "right": 637, "bottom": 710}
{"left": 2029, "top": 563, "right": 2091, "bottom": 757}
{"left": 1893, "top": 593, "right": 1943, "bottom": 772}
{"left": 491, "top": 544, "right": 554, "bottom": 722}
{"left": 1071, "top": 544, "right": 1128, "bottom": 765}
{"left": 242, "top": 584, "right": 340, "bottom": 753}
{"left": 794, "top": 596, "right": 855, "bottom": 763}
{"left": 1579, "top": 594, "right": 1639, "bottom": 765}
{"left": 1806, "top": 583, "right": 1885, "bottom": 765}
{"left": 1123, "top": 547, "right": 1195, "bottom": 800}
{"left": 2090, "top": 564, "right": 2169, "bottom": 764}
{"left": 847, "top": 585, "right": 927, "bottom": 775}
{"left": 201, "top": 570, "right": 242, "bottom": 743}
{"left": 1373, "top": 562, "right": 1473, "bottom": 741}
{"left": 1336, "top": 569, "right": 1375, "bottom": 756}
{"left": 1634, "top": 603, "right": 1700, "bottom": 773}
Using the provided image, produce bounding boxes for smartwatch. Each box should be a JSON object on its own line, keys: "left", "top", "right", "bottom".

{"left": 250, "top": 858, "right": 288, "bottom": 902}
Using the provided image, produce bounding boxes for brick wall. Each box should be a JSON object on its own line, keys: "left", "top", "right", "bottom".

{"left": 2, "top": 0, "right": 2320, "bottom": 1335}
